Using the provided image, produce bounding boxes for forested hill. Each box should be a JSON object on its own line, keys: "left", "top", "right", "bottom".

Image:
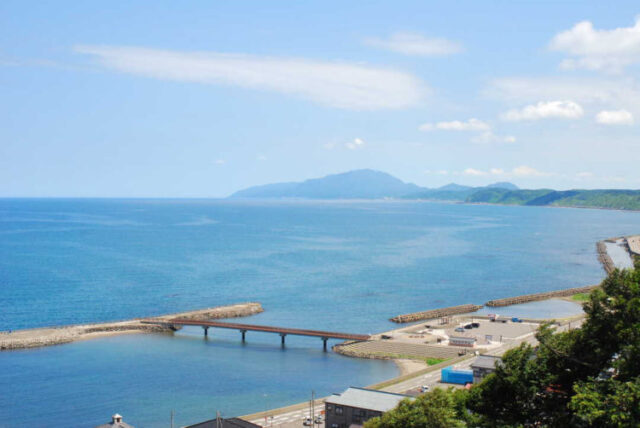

{"left": 230, "top": 169, "right": 640, "bottom": 211}
{"left": 466, "top": 188, "right": 640, "bottom": 210}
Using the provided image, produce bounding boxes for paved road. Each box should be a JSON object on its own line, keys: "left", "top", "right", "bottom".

{"left": 244, "top": 317, "right": 584, "bottom": 427}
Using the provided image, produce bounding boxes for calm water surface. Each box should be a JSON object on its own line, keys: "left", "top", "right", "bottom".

{"left": 2, "top": 199, "right": 640, "bottom": 427}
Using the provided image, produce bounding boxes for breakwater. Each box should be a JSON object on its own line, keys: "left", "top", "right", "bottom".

{"left": 390, "top": 304, "right": 483, "bottom": 323}
{"left": 0, "top": 302, "right": 263, "bottom": 351}
{"left": 485, "top": 285, "right": 598, "bottom": 307}
{"left": 597, "top": 240, "right": 616, "bottom": 273}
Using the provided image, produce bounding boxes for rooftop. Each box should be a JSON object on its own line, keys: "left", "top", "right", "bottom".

{"left": 183, "top": 417, "right": 260, "bottom": 428}
{"left": 471, "top": 355, "right": 502, "bottom": 370}
{"left": 325, "top": 387, "right": 412, "bottom": 413}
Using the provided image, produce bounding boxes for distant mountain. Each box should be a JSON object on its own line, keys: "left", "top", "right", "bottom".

{"left": 230, "top": 169, "right": 424, "bottom": 199}
{"left": 467, "top": 188, "right": 640, "bottom": 210}
{"left": 230, "top": 170, "right": 640, "bottom": 211}
{"left": 404, "top": 181, "right": 519, "bottom": 201}
{"left": 438, "top": 183, "right": 474, "bottom": 192}
{"left": 486, "top": 182, "right": 519, "bottom": 190}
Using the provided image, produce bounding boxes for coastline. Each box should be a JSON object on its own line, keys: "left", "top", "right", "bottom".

{"left": 0, "top": 302, "right": 263, "bottom": 351}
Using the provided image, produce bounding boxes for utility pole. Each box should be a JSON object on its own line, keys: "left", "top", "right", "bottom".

{"left": 311, "top": 390, "right": 315, "bottom": 424}
{"left": 170, "top": 410, "right": 174, "bottom": 428}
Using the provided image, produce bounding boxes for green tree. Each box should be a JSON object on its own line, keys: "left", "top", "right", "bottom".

{"left": 364, "top": 388, "right": 466, "bottom": 428}
{"left": 467, "top": 266, "right": 640, "bottom": 427}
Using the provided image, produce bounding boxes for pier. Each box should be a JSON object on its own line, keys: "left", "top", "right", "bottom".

{"left": 142, "top": 318, "right": 370, "bottom": 351}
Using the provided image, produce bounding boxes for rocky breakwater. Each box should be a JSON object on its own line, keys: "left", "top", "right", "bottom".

{"left": 390, "top": 304, "right": 483, "bottom": 323}
{"left": 0, "top": 302, "right": 263, "bottom": 351}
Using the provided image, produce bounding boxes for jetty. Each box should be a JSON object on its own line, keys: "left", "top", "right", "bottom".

{"left": 142, "top": 318, "right": 370, "bottom": 351}
{"left": 1, "top": 302, "right": 263, "bottom": 351}
{"left": 390, "top": 304, "right": 483, "bottom": 324}
{"left": 485, "top": 285, "right": 598, "bottom": 307}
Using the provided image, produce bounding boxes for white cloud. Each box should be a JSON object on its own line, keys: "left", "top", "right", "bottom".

{"left": 512, "top": 165, "right": 552, "bottom": 177}
{"left": 75, "top": 45, "right": 428, "bottom": 110}
{"left": 364, "top": 32, "right": 462, "bottom": 56}
{"left": 346, "top": 137, "right": 366, "bottom": 150}
{"left": 419, "top": 118, "right": 490, "bottom": 132}
{"left": 486, "top": 77, "right": 640, "bottom": 122}
{"left": 214, "top": 159, "right": 226, "bottom": 165}
{"left": 595, "top": 109, "right": 634, "bottom": 125}
{"left": 461, "top": 166, "right": 552, "bottom": 178}
{"left": 501, "top": 100, "right": 584, "bottom": 121}
{"left": 576, "top": 171, "right": 594, "bottom": 178}
{"left": 257, "top": 155, "right": 268, "bottom": 161}
{"left": 471, "top": 132, "right": 516, "bottom": 144}
{"left": 463, "top": 168, "right": 487, "bottom": 176}
{"left": 549, "top": 18, "right": 640, "bottom": 73}
{"left": 420, "top": 118, "right": 515, "bottom": 144}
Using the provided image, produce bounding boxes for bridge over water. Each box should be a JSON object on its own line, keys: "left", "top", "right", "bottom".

{"left": 142, "top": 318, "right": 370, "bottom": 351}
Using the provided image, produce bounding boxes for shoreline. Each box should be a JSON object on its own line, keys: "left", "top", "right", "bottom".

{"left": 0, "top": 302, "right": 263, "bottom": 351}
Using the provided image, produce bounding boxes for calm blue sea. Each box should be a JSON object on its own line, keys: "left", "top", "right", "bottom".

{"left": 2, "top": 199, "right": 640, "bottom": 427}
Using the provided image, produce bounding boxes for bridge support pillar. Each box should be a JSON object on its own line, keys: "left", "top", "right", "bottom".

{"left": 322, "top": 337, "right": 328, "bottom": 352}
{"left": 203, "top": 327, "right": 209, "bottom": 337}
{"left": 280, "top": 333, "right": 286, "bottom": 347}
{"left": 241, "top": 330, "right": 247, "bottom": 342}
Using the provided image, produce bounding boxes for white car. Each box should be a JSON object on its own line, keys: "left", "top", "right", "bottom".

{"left": 303, "top": 416, "right": 312, "bottom": 426}
{"left": 420, "top": 385, "right": 430, "bottom": 393}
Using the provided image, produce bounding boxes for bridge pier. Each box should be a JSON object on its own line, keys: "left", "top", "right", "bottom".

{"left": 203, "top": 327, "right": 209, "bottom": 337}
{"left": 280, "top": 333, "right": 286, "bottom": 347}
{"left": 241, "top": 330, "right": 247, "bottom": 342}
{"left": 322, "top": 337, "right": 328, "bottom": 352}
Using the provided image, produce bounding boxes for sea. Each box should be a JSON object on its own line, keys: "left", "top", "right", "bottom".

{"left": 2, "top": 199, "right": 640, "bottom": 427}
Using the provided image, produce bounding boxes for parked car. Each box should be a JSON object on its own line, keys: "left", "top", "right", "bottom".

{"left": 471, "top": 322, "right": 480, "bottom": 328}
{"left": 464, "top": 324, "right": 473, "bottom": 329}
{"left": 454, "top": 327, "right": 465, "bottom": 332}
{"left": 303, "top": 416, "right": 312, "bottom": 426}
{"left": 314, "top": 415, "right": 323, "bottom": 424}
{"left": 420, "top": 385, "right": 430, "bottom": 393}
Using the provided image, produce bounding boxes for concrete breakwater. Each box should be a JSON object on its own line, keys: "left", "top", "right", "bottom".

{"left": 390, "top": 304, "right": 483, "bottom": 323}
{"left": 485, "top": 286, "right": 598, "bottom": 307}
{"left": 0, "top": 302, "right": 263, "bottom": 351}
{"left": 597, "top": 241, "right": 616, "bottom": 274}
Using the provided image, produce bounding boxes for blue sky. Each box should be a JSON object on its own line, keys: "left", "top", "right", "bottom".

{"left": 2, "top": 1, "right": 640, "bottom": 197}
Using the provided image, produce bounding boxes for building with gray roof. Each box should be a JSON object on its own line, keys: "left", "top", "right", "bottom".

{"left": 324, "top": 387, "right": 412, "bottom": 427}
{"left": 471, "top": 355, "right": 502, "bottom": 383}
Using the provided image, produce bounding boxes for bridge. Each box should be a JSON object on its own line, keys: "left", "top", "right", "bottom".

{"left": 142, "top": 318, "right": 370, "bottom": 351}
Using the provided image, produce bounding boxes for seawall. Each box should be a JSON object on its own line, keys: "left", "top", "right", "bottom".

{"left": 390, "top": 304, "right": 483, "bottom": 323}
{"left": 485, "top": 285, "right": 598, "bottom": 307}
{"left": 597, "top": 240, "right": 616, "bottom": 274}
{"left": 0, "top": 302, "right": 263, "bottom": 351}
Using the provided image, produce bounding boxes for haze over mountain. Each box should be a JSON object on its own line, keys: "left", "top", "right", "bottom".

{"left": 230, "top": 169, "right": 423, "bottom": 199}
{"left": 230, "top": 169, "right": 640, "bottom": 210}
{"left": 230, "top": 169, "right": 517, "bottom": 199}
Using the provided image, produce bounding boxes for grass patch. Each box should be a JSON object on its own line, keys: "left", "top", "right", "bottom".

{"left": 364, "top": 352, "right": 449, "bottom": 365}
{"left": 571, "top": 293, "right": 590, "bottom": 302}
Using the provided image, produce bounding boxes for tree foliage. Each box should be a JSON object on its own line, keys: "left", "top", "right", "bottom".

{"left": 366, "top": 265, "right": 640, "bottom": 428}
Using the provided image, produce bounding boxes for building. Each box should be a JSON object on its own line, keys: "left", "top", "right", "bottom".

{"left": 448, "top": 335, "right": 476, "bottom": 347}
{"left": 471, "top": 355, "right": 502, "bottom": 383}
{"left": 324, "top": 387, "right": 412, "bottom": 428}
{"left": 441, "top": 366, "right": 474, "bottom": 385}
{"left": 183, "top": 417, "right": 260, "bottom": 428}
{"left": 95, "top": 414, "right": 134, "bottom": 428}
